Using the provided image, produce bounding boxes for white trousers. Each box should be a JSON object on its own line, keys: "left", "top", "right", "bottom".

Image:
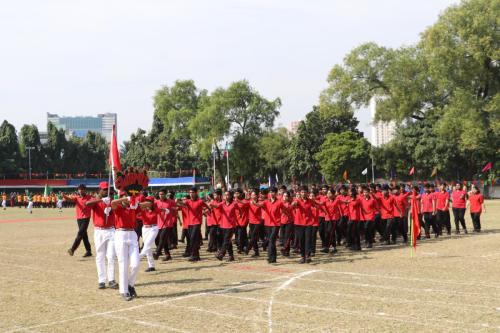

{"left": 56, "top": 200, "right": 63, "bottom": 209}
{"left": 27, "top": 202, "right": 33, "bottom": 213}
{"left": 94, "top": 228, "right": 116, "bottom": 284}
{"left": 114, "top": 230, "right": 140, "bottom": 294}
{"left": 1, "top": 200, "right": 6, "bottom": 209}
{"left": 139, "top": 225, "right": 158, "bottom": 268}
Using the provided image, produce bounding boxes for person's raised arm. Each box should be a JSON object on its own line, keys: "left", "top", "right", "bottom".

{"left": 111, "top": 197, "right": 128, "bottom": 210}
{"left": 85, "top": 196, "right": 110, "bottom": 207}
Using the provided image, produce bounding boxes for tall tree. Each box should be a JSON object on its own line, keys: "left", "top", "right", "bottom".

{"left": 0, "top": 120, "right": 20, "bottom": 175}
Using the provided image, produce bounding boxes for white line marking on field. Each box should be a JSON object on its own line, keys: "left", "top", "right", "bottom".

{"left": 103, "top": 313, "right": 191, "bottom": 333}
{"left": 267, "top": 270, "right": 317, "bottom": 333}
{"left": 5, "top": 274, "right": 289, "bottom": 333}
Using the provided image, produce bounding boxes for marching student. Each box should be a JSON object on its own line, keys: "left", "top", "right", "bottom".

{"left": 317, "top": 185, "right": 328, "bottom": 251}
{"left": 207, "top": 190, "right": 223, "bottom": 252}
{"left": 64, "top": 184, "right": 93, "bottom": 257}
{"left": 421, "top": 184, "right": 438, "bottom": 238}
{"left": 213, "top": 190, "right": 239, "bottom": 262}
{"left": 111, "top": 192, "right": 151, "bottom": 301}
{"left": 234, "top": 188, "right": 249, "bottom": 254}
{"left": 139, "top": 196, "right": 160, "bottom": 272}
{"left": 247, "top": 189, "right": 263, "bottom": 257}
{"left": 343, "top": 188, "right": 361, "bottom": 251}
{"left": 260, "top": 187, "right": 284, "bottom": 263}
{"left": 392, "top": 186, "right": 409, "bottom": 244}
{"left": 153, "top": 189, "right": 175, "bottom": 262}
{"left": 468, "top": 186, "right": 485, "bottom": 232}
{"left": 26, "top": 194, "right": 33, "bottom": 214}
{"left": 279, "top": 191, "right": 294, "bottom": 257}
{"left": 309, "top": 191, "right": 321, "bottom": 256}
{"left": 321, "top": 188, "right": 340, "bottom": 253}
{"left": 337, "top": 186, "right": 350, "bottom": 246}
{"left": 292, "top": 185, "right": 315, "bottom": 264}
{"left": 451, "top": 183, "right": 468, "bottom": 233}
{"left": 379, "top": 185, "right": 400, "bottom": 245}
{"left": 85, "top": 182, "right": 117, "bottom": 289}
{"left": 180, "top": 195, "right": 192, "bottom": 258}
{"left": 372, "top": 184, "right": 384, "bottom": 241}
{"left": 360, "top": 186, "right": 378, "bottom": 248}
{"left": 436, "top": 183, "right": 452, "bottom": 235}
{"left": 1, "top": 193, "right": 6, "bottom": 210}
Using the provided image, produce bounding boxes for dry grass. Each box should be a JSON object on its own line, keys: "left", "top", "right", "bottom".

{"left": 0, "top": 201, "right": 499, "bottom": 333}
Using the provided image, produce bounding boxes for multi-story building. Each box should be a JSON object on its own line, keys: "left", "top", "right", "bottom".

{"left": 370, "top": 98, "right": 395, "bottom": 147}
{"left": 288, "top": 121, "right": 300, "bottom": 135}
{"left": 47, "top": 113, "right": 117, "bottom": 142}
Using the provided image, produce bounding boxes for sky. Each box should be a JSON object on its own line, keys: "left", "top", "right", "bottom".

{"left": 0, "top": 0, "right": 458, "bottom": 144}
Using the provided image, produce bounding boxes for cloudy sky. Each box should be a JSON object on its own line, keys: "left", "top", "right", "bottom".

{"left": 0, "top": 0, "right": 458, "bottom": 143}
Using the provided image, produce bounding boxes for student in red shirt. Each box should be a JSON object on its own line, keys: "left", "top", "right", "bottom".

{"left": 291, "top": 185, "right": 315, "bottom": 263}
{"left": 85, "top": 181, "right": 117, "bottom": 290}
{"left": 317, "top": 185, "right": 329, "bottom": 252}
{"left": 180, "top": 195, "right": 192, "bottom": 258}
{"left": 279, "top": 191, "right": 294, "bottom": 257}
{"left": 392, "top": 186, "right": 409, "bottom": 244}
{"left": 259, "top": 187, "right": 284, "bottom": 263}
{"left": 342, "top": 188, "right": 362, "bottom": 251}
{"left": 247, "top": 189, "right": 263, "bottom": 257}
{"left": 64, "top": 184, "right": 93, "bottom": 257}
{"left": 212, "top": 190, "right": 239, "bottom": 262}
{"left": 153, "top": 189, "right": 176, "bottom": 262}
{"left": 111, "top": 192, "right": 151, "bottom": 301}
{"left": 451, "top": 183, "right": 468, "bottom": 233}
{"left": 321, "top": 188, "right": 340, "bottom": 253}
{"left": 207, "top": 190, "right": 223, "bottom": 252}
{"left": 360, "top": 186, "right": 377, "bottom": 248}
{"left": 336, "top": 185, "right": 350, "bottom": 246}
{"left": 436, "top": 183, "right": 451, "bottom": 235}
{"left": 468, "top": 186, "right": 486, "bottom": 232}
{"left": 379, "top": 185, "right": 401, "bottom": 245}
{"left": 138, "top": 196, "right": 159, "bottom": 272}
{"left": 372, "top": 184, "right": 384, "bottom": 242}
{"left": 234, "top": 188, "right": 249, "bottom": 254}
{"left": 421, "top": 184, "right": 438, "bottom": 238}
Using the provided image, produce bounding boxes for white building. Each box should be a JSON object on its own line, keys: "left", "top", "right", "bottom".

{"left": 370, "top": 98, "right": 395, "bottom": 147}
{"left": 47, "top": 113, "right": 117, "bottom": 142}
{"left": 288, "top": 121, "right": 300, "bottom": 135}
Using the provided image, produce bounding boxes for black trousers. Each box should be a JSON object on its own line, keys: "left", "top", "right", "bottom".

{"left": 155, "top": 227, "right": 173, "bottom": 256}
{"left": 235, "top": 225, "right": 248, "bottom": 252}
{"left": 396, "top": 216, "right": 408, "bottom": 242}
{"left": 207, "top": 225, "right": 221, "bottom": 252}
{"left": 294, "top": 225, "right": 313, "bottom": 258}
{"left": 423, "top": 213, "right": 439, "bottom": 235}
{"left": 363, "top": 221, "right": 375, "bottom": 244}
{"left": 311, "top": 226, "right": 318, "bottom": 254}
{"left": 280, "top": 223, "right": 294, "bottom": 254}
{"left": 347, "top": 220, "right": 361, "bottom": 249}
{"left": 219, "top": 228, "right": 234, "bottom": 258}
{"left": 336, "top": 216, "right": 348, "bottom": 245}
{"left": 318, "top": 217, "right": 326, "bottom": 246}
{"left": 322, "top": 221, "right": 336, "bottom": 249}
{"left": 248, "top": 223, "right": 261, "bottom": 254}
{"left": 188, "top": 224, "right": 201, "bottom": 259}
{"left": 172, "top": 223, "right": 179, "bottom": 246}
{"left": 265, "top": 226, "right": 280, "bottom": 261}
{"left": 374, "top": 214, "right": 384, "bottom": 239}
{"left": 452, "top": 208, "right": 467, "bottom": 231}
{"left": 383, "top": 218, "right": 396, "bottom": 243}
{"left": 71, "top": 218, "right": 91, "bottom": 253}
{"left": 135, "top": 219, "right": 143, "bottom": 241}
{"left": 437, "top": 210, "right": 451, "bottom": 234}
{"left": 470, "top": 213, "right": 481, "bottom": 231}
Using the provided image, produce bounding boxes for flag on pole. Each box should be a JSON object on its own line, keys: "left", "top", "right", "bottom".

{"left": 43, "top": 184, "right": 52, "bottom": 197}
{"left": 361, "top": 168, "right": 368, "bottom": 175}
{"left": 409, "top": 166, "right": 415, "bottom": 176}
{"left": 482, "top": 162, "right": 492, "bottom": 173}
{"left": 109, "top": 124, "right": 121, "bottom": 191}
{"left": 342, "top": 170, "right": 348, "bottom": 181}
{"left": 275, "top": 173, "right": 279, "bottom": 184}
{"left": 430, "top": 167, "right": 437, "bottom": 178}
{"left": 410, "top": 195, "right": 421, "bottom": 251}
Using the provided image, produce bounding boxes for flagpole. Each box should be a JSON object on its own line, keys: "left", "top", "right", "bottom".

{"left": 226, "top": 143, "right": 230, "bottom": 190}
{"left": 371, "top": 155, "right": 375, "bottom": 183}
{"left": 212, "top": 138, "right": 216, "bottom": 188}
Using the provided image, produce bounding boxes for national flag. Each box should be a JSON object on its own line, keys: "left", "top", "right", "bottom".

{"left": 275, "top": 173, "right": 279, "bottom": 184}
{"left": 430, "top": 167, "right": 437, "bottom": 178}
{"left": 482, "top": 162, "right": 492, "bottom": 173}
{"left": 43, "top": 184, "right": 52, "bottom": 197}
{"left": 109, "top": 124, "right": 121, "bottom": 191}
{"left": 223, "top": 142, "right": 229, "bottom": 158}
{"left": 361, "top": 168, "right": 368, "bottom": 175}
{"left": 409, "top": 166, "right": 415, "bottom": 176}
{"left": 342, "top": 170, "right": 348, "bottom": 181}
{"left": 410, "top": 195, "right": 421, "bottom": 251}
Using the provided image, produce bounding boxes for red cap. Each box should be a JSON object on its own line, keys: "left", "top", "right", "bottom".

{"left": 99, "top": 181, "right": 109, "bottom": 189}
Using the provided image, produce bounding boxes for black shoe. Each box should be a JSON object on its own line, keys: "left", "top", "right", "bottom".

{"left": 268, "top": 258, "right": 277, "bottom": 264}
{"left": 305, "top": 257, "right": 312, "bottom": 263}
{"left": 67, "top": 248, "right": 74, "bottom": 256}
{"left": 310, "top": 252, "right": 315, "bottom": 257}
{"left": 182, "top": 253, "right": 190, "bottom": 258}
{"left": 215, "top": 254, "right": 223, "bottom": 261}
{"left": 188, "top": 256, "right": 200, "bottom": 262}
{"left": 162, "top": 255, "right": 172, "bottom": 261}
{"left": 227, "top": 256, "right": 235, "bottom": 262}
{"left": 108, "top": 280, "right": 118, "bottom": 289}
{"left": 145, "top": 267, "right": 156, "bottom": 272}
{"left": 366, "top": 243, "right": 373, "bottom": 249}
{"left": 455, "top": 229, "right": 460, "bottom": 234}
{"left": 332, "top": 248, "right": 338, "bottom": 254}
{"left": 251, "top": 253, "right": 260, "bottom": 258}
{"left": 464, "top": 229, "right": 468, "bottom": 234}
{"left": 128, "top": 285, "right": 137, "bottom": 298}
{"left": 320, "top": 248, "right": 329, "bottom": 254}
{"left": 121, "top": 293, "right": 132, "bottom": 301}
{"left": 98, "top": 282, "right": 106, "bottom": 289}
{"left": 83, "top": 252, "right": 92, "bottom": 258}
{"left": 153, "top": 253, "right": 159, "bottom": 260}
{"left": 298, "top": 258, "right": 305, "bottom": 264}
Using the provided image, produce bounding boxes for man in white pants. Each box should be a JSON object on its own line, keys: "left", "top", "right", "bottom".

{"left": 85, "top": 182, "right": 118, "bottom": 290}
{"left": 111, "top": 192, "right": 151, "bottom": 301}
{"left": 26, "top": 195, "right": 33, "bottom": 214}
{"left": 139, "top": 196, "right": 163, "bottom": 272}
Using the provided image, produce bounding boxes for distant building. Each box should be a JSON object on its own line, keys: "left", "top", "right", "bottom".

{"left": 39, "top": 131, "right": 48, "bottom": 145}
{"left": 47, "top": 113, "right": 117, "bottom": 142}
{"left": 288, "top": 121, "right": 300, "bottom": 135}
{"left": 370, "top": 98, "right": 395, "bottom": 147}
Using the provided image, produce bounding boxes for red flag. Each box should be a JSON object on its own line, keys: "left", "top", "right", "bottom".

{"left": 409, "top": 166, "right": 415, "bottom": 176}
{"left": 109, "top": 124, "right": 121, "bottom": 171}
{"left": 481, "top": 162, "right": 492, "bottom": 173}
{"left": 410, "top": 195, "right": 421, "bottom": 250}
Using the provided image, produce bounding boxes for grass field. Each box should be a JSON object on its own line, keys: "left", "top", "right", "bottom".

{"left": 0, "top": 202, "right": 499, "bottom": 333}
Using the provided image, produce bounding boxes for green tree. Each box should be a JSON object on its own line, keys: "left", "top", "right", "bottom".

{"left": 258, "top": 127, "right": 291, "bottom": 183}
{"left": 19, "top": 124, "right": 44, "bottom": 173}
{"left": 0, "top": 120, "right": 20, "bottom": 175}
{"left": 315, "top": 131, "right": 370, "bottom": 182}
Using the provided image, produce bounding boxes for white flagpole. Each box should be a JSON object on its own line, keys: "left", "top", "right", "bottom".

{"left": 212, "top": 139, "right": 216, "bottom": 188}
{"left": 226, "top": 143, "right": 230, "bottom": 189}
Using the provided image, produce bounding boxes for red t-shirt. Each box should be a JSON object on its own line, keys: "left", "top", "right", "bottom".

{"left": 317, "top": 195, "right": 327, "bottom": 218}
{"left": 436, "top": 191, "right": 450, "bottom": 211}
{"left": 181, "top": 206, "right": 189, "bottom": 230}
{"left": 338, "top": 195, "right": 349, "bottom": 217}
{"left": 91, "top": 201, "right": 115, "bottom": 228}
{"left": 219, "top": 201, "right": 239, "bottom": 229}
{"left": 360, "top": 196, "right": 377, "bottom": 221}
{"left": 75, "top": 195, "right": 92, "bottom": 219}
{"left": 324, "top": 197, "right": 341, "bottom": 221}
{"left": 452, "top": 190, "right": 467, "bottom": 208}
{"left": 262, "top": 199, "right": 284, "bottom": 227}
{"left": 236, "top": 200, "right": 250, "bottom": 227}
{"left": 155, "top": 199, "right": 176, "bottom": 228}
{"left": 421, "top": 192, "right": 435, "bottom": 213}
{"left": 248, "top": 201, "right": 262, "bottom": 225}
{"left": 141, "top": 209, "right": 158, "bottom": 226}
{"left": 379, "top": 195, "right": 395, "bottom": 219}
{"left": 393, "top": 194, "right": 408, "bottom": 218}
{"left": 185, "top": 199, "right": 205, "bottom": 226}
{"left": 311, "top": 205, "right": 319, "bottom": 226}
{"left": 410, "top": 194, "right": 421, "bottom": 214}
{"left": 293, "top": 198, "right": 314, "bottom": 226}
{"left": 280, "top": 201, "right": 293, "bottom": 225}
{"left": 207, "top": 200, "right": 218, "bottom": 226}
{"left": 373, "top": 191, "right": 383, "bottom": 213}
{"left": 469, "top": 193, "right": 484, "bottom": 213}
{"left": 114, "top": 205, "right": 138, "bottom": 229}
{"left": 347, "top": 197, "right": 361, "bottom": 221}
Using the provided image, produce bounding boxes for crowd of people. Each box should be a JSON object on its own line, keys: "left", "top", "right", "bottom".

{"left": 59, "top": 181, "right": 486, "bottom": 301}
{"left": 1, "top": 192, "right": 74, "bottom": 211}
